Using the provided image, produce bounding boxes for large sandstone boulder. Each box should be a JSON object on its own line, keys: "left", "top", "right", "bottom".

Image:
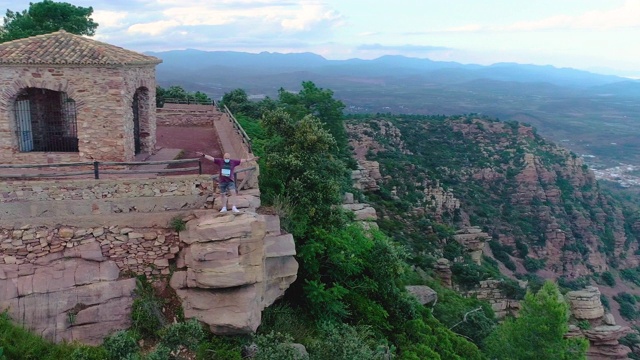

{"left": 584, "top": 325, "right": 632, "bottom": 360}
{"left": 566, "top": 286, "right": 605, "bottom": 320}
{"left": 171, "top": 212, "right": 298, "bottom": 334}
{"left": 406, "top": 285, "right": 437, "bottom": 305}
{"left": 0, "top": 242, "right": 134, "bottom": 345}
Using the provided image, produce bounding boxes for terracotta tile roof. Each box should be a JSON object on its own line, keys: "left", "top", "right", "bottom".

{"left": 0, "top": 30, "right": 162, "bottom": 66}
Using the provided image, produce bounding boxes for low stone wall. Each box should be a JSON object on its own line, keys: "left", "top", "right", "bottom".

{"left": 0, "top": 175, "right": 209, "bottom": 203}
{"left": 1, "top": 225, "right": 179, "bottom": 276}
{"left": 156, "top": 107, "right": 222, "bottom": 127}
{"left": 0, "top": 175, "right": 210, "bottom": 226}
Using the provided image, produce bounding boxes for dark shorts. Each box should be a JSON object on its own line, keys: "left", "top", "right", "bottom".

{"left": 219, "top": 181, "right": 236, "bottom": 194}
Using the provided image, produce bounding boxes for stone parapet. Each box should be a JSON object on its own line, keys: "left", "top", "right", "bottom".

{"left": 157, "top": 107, "right": 222, "bottom": 127}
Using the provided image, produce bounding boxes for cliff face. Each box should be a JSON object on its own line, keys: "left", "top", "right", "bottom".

{"left": 347, "top": 115, "right": 639, "bottom": 279}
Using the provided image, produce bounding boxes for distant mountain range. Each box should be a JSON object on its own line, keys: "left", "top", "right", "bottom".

{"left": 148, "top": 49, "right": 640, "bottom": 167}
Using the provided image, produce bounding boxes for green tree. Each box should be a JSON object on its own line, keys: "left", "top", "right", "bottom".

{"left": 0, "top": 0, "right": 98, "bottom": 43}
{"left": 156, "top": 85, "right": 212, "bottom": 107}
{"left": 278, "top": 81, "right": 348, "bottom": 157}
{"left": 484, "top": 281, "right": 588, "bottom": 360}
{"left": 260, "top": 108, "right": 348, "bottom": 234}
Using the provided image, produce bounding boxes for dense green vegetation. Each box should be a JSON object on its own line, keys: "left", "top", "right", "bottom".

{"left": 484, "top": 282, "right": 588, "bottom": 360}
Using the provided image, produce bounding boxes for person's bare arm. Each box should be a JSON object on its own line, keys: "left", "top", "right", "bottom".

{"left": 196, "top": 151, "right": 215, "bottom": 161}
{"left": 240, "top": 156, "right": 260, "bottom": 164}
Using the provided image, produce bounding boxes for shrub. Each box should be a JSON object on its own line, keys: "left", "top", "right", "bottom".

{"left": 169, "top": 216, "right": 186, "bottom": 232}
{"left": 601, "top": 271, "right": 616, "bottom": 287}
{"left": 0, "top": 311, "right": 76, "bottom": 360}
{"left": 196, "top": 336, "right": 244, "bottom": 360}
{"left": 308, "top": 322, "right": 391, "bottom": 360}
{"left": 488, "top": 240, "right": 516, "bottom": 271}
{"left": 499, "top": 279, "right": 526, "bottom": 300}
{"left": 614, "top": 292, "right": 639, "bottom": 321}
{"left": 557, "top": 276, "right": 591, "bottom": 291}
{"left": 523, "top": 257, "right": 546, "bottom": 272}
{"left": 259, "top": 303, "right": 315, "bottom": 344}
{"left": 601, "top": 294, "right": 611, "bottom": 310}
{"left": 103, "top": 331, "right": 138, "bottom": 360}
{"left": 69, "top": 346, "right": 109, "bottom": 360}
{"left": 145, "top": 345, "right": 170, "bottom": 360}
{"left": 160, "top": 319, "right": 205, "bottom": 351}
{"left": 253, "top": 332, "right": 306, "bottom": 360}
{"left": 131, "top": 276, "right": 165, "bottom": 339}
{"left": 577, "top": 320, "right": 591, "bottom": 330}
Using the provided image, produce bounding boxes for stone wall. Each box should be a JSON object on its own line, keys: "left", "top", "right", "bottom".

{"left": 1, "top": 225, "right": 179, "bottom": 276}
{"left": 0, "top": 222, "right": 181, "bottom": 345}
{"left": 157, "top": 107, "right": 222, "bottom": 127}
{"left": 0, "top": 64, "right": 157, "bottom": 164}
{"left": 0, "top": 175, "right": 210, "bottom": 226}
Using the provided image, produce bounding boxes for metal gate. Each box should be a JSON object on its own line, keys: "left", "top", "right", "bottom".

{"left": 13, "top": 89, "right": 78, "bottom": 152}
{"left": 132, "top": 91, "right": 141, "bottom": 154}
{"left": 15, "top": 99, "right": 34, "bottom": 151}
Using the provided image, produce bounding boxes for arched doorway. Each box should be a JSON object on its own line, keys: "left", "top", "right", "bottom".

{"left": 13, "top": 88, "right": 78, "bottom": 152}
{"left": 132, "top": 90, "right": 141, "bottom": 154}
{"left": 131, "top": 87, "right": 150, "bottom": 155}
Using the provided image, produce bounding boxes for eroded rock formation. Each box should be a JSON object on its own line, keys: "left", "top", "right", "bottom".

{"left": 565, "top": 287, "right": 632, "bottom": 360}
{"left": 170, "top": 212, "right": 298, "bottom": 334}
{"left": 465, "top": 279, "right": 522, "bottom": 319}
{"left": 453, "top": 226, "right": 488, "bottom": 265}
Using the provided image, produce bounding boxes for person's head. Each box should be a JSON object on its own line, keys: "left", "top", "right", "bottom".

{"left": 224, "top": 153, "right": 231, "bottom": 163}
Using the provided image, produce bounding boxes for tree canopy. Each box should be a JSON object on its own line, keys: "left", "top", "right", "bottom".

{"left": 484, "top": 281, "right": 588, "bottom": 360}
{"left": 155, "top": 85, "right": 212, "bottom": 107}
{"left": 0, "top": 0, "right": 98, "bottom": 43}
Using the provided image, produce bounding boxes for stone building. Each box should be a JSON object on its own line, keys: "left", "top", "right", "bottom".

{"left": 0, "top": 30, "right": 162, "bottom": 164}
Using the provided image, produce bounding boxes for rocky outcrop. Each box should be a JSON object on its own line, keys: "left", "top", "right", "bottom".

{"left": 566, "top": 287, "right": 605, "bottom": 320}
{"left": 566, "top": 287, "right": 633, "bottom": 360}
{"left": 170, "top": 212, "right": 298, "bottom": 334}
{"left": 453, "top": 226, "right": 488, "bottom": 265}
{"left": 434, "top": 258, "right": 453, "bottom": 288}
{"left": 466, "top": 279, "right": 522, "bottom": 319}
{"left": 342, "top": 192, "right": 378, "bottom": 229}
{"left": 0, "top": 242, "right": 135, "bottom": 345}
{"left": 406, "top": 285, "right": 437, "bottom": 305}
{"left": 351, "top": 161, "right": 382, "bottom": 192}
{"left": 584, "top": 326, "right": 632, "bottom": 360}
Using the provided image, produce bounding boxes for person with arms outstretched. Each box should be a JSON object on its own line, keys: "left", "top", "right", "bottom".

{"left": 196, "top": 151, "right": 259, "bottom": 213}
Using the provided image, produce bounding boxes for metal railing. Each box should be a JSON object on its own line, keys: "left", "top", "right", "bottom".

{"left": 222, "top": 105, "right": 253, "bottom": 153}
{"left": 163, "top": 98, "right": 215, "bottom": 106}
{"left": 0, "top": 158, "right": 203, "bottom": 179}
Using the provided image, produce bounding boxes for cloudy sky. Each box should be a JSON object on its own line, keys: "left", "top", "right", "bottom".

{"left": 2, "top": 0, "right": 640, "bottom": 77}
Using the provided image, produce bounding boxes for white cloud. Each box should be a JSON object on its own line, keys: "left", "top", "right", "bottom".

{"left": 127, "top": 20, "right": 181, "bottom": 35}
{"left": 280, "top": 3, "right": 343, "bottom": 31}
{"left": 439, "top": 0, "right": 640, "bottom": 33}
{"left": 92, "top": 10, "right": 129, "bottom": 29}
